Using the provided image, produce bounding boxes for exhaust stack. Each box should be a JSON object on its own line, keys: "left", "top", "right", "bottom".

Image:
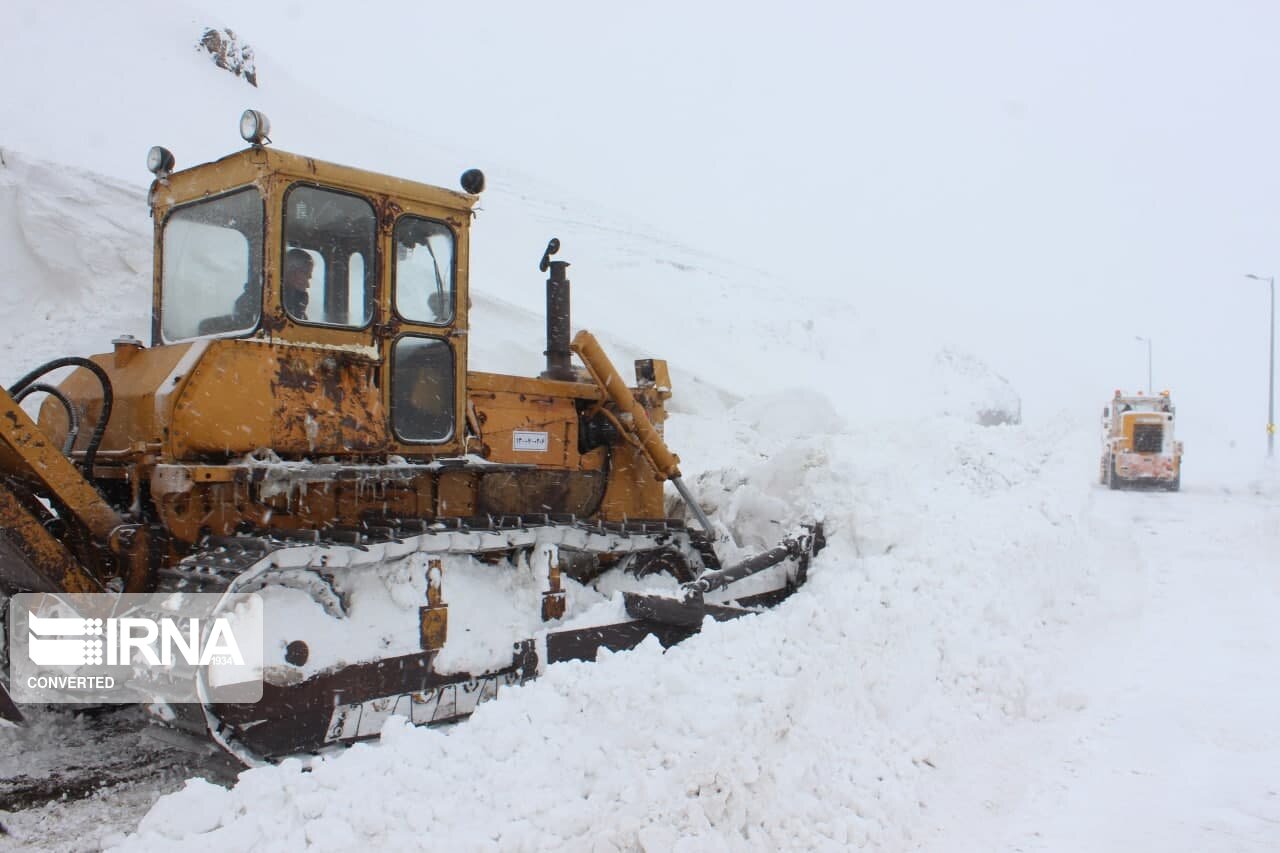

{"left": 540, "top": 238, "right": 574, "bottom": 381}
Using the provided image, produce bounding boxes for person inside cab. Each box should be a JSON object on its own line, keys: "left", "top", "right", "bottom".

{"left": 283, "top": 248, "right": 315, "bottom": 320}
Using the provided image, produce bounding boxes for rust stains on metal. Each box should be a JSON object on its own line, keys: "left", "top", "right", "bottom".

{"left": 275, "top": 357, "right": 319, "bottom": 393}
{"left": 317, "top": 357, "right": 347, "bottom": 407}
{"left": 376, "top": 197, "right": 404, "bottom": 232}
{"left": 260, "top": 310, "right": 287, "bottom": 335}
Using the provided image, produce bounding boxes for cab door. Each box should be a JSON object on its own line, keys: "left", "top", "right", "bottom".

{"left": 385, "top": 208, "right": 469, "bottom": 457}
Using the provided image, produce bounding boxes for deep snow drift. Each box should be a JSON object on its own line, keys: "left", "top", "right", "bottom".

{"left": 107, "top": 409, "right": 1280, "bottom": 853}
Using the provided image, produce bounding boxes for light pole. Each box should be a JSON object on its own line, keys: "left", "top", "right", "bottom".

{"left": 1134, "top": 336, "right": 1152, "bottom": 394}
{"left": 1244, "top": 273, "right": 1276, "bottom": 458}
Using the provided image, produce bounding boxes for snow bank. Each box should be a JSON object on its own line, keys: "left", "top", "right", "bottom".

{"left": 0, "top": 141, "right": 1106, "bottom": 852}
{"left": 112, "top": 392, "right": 1104, "bottom": 852}
{"left": 0, "top": 151, "right": 151, "bottom": 375}
{"left": 932, "top": 348, "right": 1022, "bottom": 426}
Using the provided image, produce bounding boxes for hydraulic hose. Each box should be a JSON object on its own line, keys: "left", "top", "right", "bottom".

{"left": 13, "top": 383, "right": 81, "bottom": 454}
{"left": 8, "top": 357, "right": 114, "bottom": 474}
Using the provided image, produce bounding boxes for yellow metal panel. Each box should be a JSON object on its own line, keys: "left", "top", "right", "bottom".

{"left": 168, "top": 340, "right": 389, "bottom": 459}
{"left": 153, "top": 148, "right": 476, "bottom": 229}
{"left": 37, "top": 343, "right": 194, "bottom": 454}
{"left": 168, "top": 341, "right": 275, "bottom": 458}
{"left": 259, "top": 148, "right": 477, "bottom": 214}
{"left": 468, "top": 372, "right": 601, "bottom": 401}
{"left": 599, "top": 445, "right": 666, "bottom": 520}
{"left": 470, "top": 390, "right": 574, "bottom": 468}
{"left": 268, "top": 344, "right": 386, "bottom": 456}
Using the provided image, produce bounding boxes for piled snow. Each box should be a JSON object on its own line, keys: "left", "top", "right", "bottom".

{"left": 0, "top": 151, "right": 151, "bottom": 373}
{"left": 932, "top": 348, "right": 1022, "bottom": 426}
{"left": 109, "top": 406, "right": 1101, "bottom": 852}
{"left": 101, "top": 398, "right": 1279, "bottom": 852}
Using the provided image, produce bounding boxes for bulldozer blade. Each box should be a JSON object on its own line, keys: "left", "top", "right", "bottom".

{"left": 545, "top": 619, "right": 700, "bottom": 664}
{"left": 199, "top": 642, "right": 539, "bottom": 761}
{"left": 548, "top": 522, "right": 826, "bottom": 663}
{"left": 622, "top": 591, "right": 759, "bottom": 628}
{"left": 543, "top": 595, "right": 765, "bottom": 664}
{"left": 0, "top": 682, "right": 24, "bottom": 726}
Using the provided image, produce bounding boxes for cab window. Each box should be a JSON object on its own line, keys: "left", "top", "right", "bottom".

{"left": 392, "top": 336, "right": 454, "bottom": 442}
{"left": 394, "top": 217, "right": 455, "bottom": 325}
{"left": 282, "top": 185, "right": 376, "bottom": 327}
{"left": 160, "top": 187, "right": 264, "bottom": 341}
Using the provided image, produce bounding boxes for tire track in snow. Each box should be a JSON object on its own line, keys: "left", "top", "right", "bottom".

{"left": 945, "top": 478, "right": 1280, "bottom": 852}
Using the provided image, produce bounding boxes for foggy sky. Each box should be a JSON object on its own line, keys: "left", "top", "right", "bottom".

{"left": 198, "top": 0, "right": 1280, "bottom": 450}
{"left": 7, "top": 0, "right": 1279, "bottom": 452}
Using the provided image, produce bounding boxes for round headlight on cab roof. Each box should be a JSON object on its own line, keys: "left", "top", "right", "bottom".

{"left": 460, "top": 168, "right": 485, "bottom": 195}
{"left": 239, "top": 109, "right": 271, "bottom": 145}
{"left": 146, "top": 145, "right": 175, "bottom": 176}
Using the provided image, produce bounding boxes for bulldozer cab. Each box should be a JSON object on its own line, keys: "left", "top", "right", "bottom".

{"left": 146, "top": 143, "right": 477, "bottom": 456}
{"left": 151, "top": 148, "right": 472, "bottom": 344}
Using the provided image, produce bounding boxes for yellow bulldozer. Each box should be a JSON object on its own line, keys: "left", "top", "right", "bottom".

{"left": 0, "top": 111, "right": 822, "bottom": 764}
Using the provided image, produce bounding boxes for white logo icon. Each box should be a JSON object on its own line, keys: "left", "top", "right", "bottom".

{"left": 27, "top": 614, "right": 104, "bottom": 666}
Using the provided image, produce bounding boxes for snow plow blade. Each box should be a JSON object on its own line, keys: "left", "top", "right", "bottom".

{"left": 546, "top": 523, "right": 825, "bottom": 663}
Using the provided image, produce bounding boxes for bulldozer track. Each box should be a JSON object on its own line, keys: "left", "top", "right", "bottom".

{"left": 159, "top": 514, "right": 719, "bottom": 595}
{"left": 153, "top": 514, "right": 720, "bottom": 766}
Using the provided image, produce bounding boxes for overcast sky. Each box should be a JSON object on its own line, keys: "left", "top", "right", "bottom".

{"left": 190, "top": 0, "right": 1278, "bottom": 445}
{"left": 5, "top": 0, "right": 1278, "bottom": 449}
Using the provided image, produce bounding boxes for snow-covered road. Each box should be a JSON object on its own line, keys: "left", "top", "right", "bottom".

{"left": 82, "top": 415, "right": 1272, "bottom": 852}
{"left": 925, "top": 473, "right": 1280, "bottom": 852}
{"left": 1, "top": 417, "right": 1275, "bottom": 852}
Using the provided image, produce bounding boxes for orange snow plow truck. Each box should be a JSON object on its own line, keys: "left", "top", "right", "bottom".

{"left": 1100, "top": 390, "right": 1183, "bottom": 491}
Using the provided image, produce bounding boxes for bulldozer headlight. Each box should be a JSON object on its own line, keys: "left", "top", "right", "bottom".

{"left": 239, "top": 109, "right": 271, "bottom": 145}
{"left": 460, "top": 168, "right": 485, "bottom": 194}
{"left": 146, "top": 146, "right": 175, "bottom": 177}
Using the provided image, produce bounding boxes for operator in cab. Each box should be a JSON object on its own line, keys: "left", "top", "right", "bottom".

{"left": 282, "top": 248, "right": 314, "bottom": 320}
